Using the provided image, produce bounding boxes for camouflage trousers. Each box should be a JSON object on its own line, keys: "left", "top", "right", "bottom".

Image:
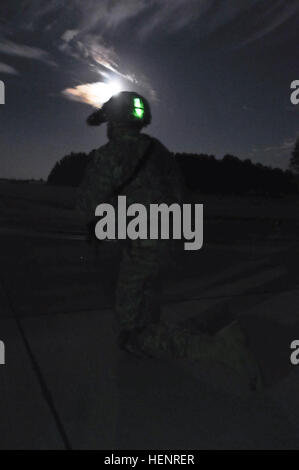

{"left": 115, "top": 240, "right": 168, "bottom": 331}
{"left": 114, "top": 241, "right": 262, "bottom": 388}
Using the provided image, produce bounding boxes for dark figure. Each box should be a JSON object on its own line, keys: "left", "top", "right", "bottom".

{"left": 77, "top": 91, "right": 182, "bottom": 353}
{"left": 77, "top": 91, "right": 292, "bottom": 391}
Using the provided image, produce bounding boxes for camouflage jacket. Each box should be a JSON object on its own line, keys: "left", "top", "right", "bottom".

{"left": 76, "top": 132, "right": 183, "bottom": 224}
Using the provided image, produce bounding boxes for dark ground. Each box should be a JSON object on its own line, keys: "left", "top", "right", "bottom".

{"left": 0, "top": 182, "right": 299, "bottom": 449}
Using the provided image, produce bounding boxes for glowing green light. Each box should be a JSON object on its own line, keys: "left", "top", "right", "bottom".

{"left": 133, "top": 97, "right": 144, "bottom": 119}
{"left": 133, "top": 107, "right": 144, "bottom": 118}
{"left": 134, "top": 98, "right": 144, "bottom": 109}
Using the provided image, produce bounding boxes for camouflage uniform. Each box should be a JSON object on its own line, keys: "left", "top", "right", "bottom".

{"left": 76, "top": 107, "right": 264, "bottom": 390}
{"left": 77, "top": 126, "right": 182, "bottom": 333}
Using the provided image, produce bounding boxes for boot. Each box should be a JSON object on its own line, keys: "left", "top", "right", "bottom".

{"left": 139, "top": 320, "right": 263, "bottom": 391}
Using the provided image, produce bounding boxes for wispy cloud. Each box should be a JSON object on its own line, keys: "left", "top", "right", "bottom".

{"left": 0, "top": 62, "right": 18, "bottom": 75}
{"left": 238, "top": 1, "right": 299, "bottom": 47}
{"left": 62, "top": 81, "right": 123, "bottom": 108}
{"left": 248, "top": 137, "right": 297, "bottom": 168}
{"left": 249, "top": 138, "right": 295, "bottom": 157}
{"left": 59, "top": 31, "right": 156, "bottom": 105}
{"left": 25, "top": 0, "right": 299, "bottom": 41}
{"left": 6, "top": 0, "right": 299, "bottom": 107}
{"left": 0, "top": 39, "right": 56, "bottom": 66}
{"left": 59, "top": 33, "right": 119, "bottom": 74}
{"left": 137, "top": 0, "right": 213, "bottom": 38}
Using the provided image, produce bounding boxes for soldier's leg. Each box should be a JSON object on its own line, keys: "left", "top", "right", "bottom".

{"left": 141, "top": 315, "right": 299, "bottom": 390}
{"left": 139, "top": 320, "right": 262, "bottom": 389}
{"left": 115, "top": 242, "right": 162, "bottom": 335}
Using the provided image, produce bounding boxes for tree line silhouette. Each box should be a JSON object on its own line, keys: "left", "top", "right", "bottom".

{"left": 176, "top": 153, "right": 297, "bottom": 196}
{"left": 47, "top": 151, "right": 93, "bottom": 187}
{"left": 47, "top": 148, "right": 298, "bottom": 197}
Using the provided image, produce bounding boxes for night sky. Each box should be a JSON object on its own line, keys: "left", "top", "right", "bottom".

{"left": 0, "top": 0, "right": 298, "bottom": 179}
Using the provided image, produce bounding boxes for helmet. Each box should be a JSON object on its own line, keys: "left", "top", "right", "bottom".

{"left": 87, "top": 91, "right": 151, "bottom": 128}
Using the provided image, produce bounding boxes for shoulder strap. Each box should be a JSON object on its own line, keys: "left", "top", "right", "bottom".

{"left": 112, "top": 139, "right": 154, "bottom": 197}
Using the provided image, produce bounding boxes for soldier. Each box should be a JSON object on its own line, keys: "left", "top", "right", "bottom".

{"left": 77, "top": 91, "right": 283, "bottom": 392}
{"left": 77, "top": 91, "right": 183, "bottom": 354}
